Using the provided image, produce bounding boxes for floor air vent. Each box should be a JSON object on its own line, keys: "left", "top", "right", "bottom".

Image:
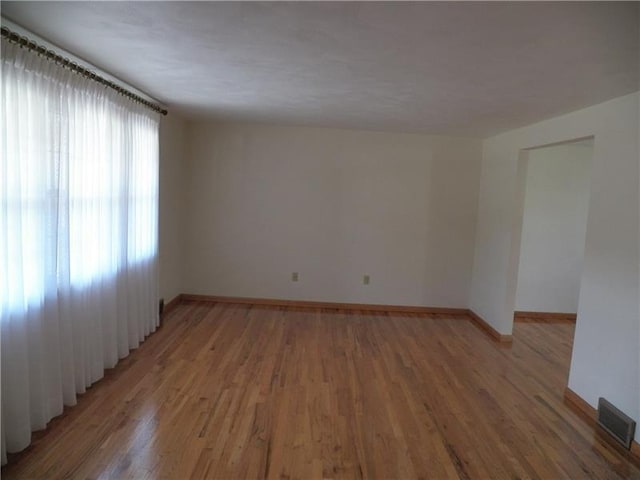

{"left": 597, "top": 398, "right": 636, "bottom": 449}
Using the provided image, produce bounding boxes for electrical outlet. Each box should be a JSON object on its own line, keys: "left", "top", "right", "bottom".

{"left": 363, "top": 275, "right": 370, "bottom": 285}
{"left": 292, "top": 272, "right": 299, "bottom": 282}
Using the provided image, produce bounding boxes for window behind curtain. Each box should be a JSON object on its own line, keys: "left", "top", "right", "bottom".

{"left": 0, "top": 41, "right": 159, "bottom": 315}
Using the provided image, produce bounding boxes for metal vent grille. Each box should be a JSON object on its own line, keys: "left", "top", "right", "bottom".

{"left": 597, "top": 398, "right": 636, "bottom": 449}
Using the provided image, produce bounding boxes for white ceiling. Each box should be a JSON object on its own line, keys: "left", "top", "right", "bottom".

{"left": 2, "top": 2, "right": 639, "bottom": 137}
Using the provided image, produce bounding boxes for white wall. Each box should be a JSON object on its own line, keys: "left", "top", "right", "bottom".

{"left": 515, "top": 141, "right": 593, "bottom": 313}
{"left": 469, "top": 92, "right": 639, "bottom": 439}
{"left": 183, "top": 122, "right": 482, "bottom": 307}
{"left": 158, "top": 113, "right": 186, "bottom": 303}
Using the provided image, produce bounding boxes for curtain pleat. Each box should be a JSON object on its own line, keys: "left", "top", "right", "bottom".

{"left": 0, "top": 41, "right": 160, "bottom": 465}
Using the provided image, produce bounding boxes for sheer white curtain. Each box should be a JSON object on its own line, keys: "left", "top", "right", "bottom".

{"left": 1, "top": 41, "right": 160, "bottom": 464}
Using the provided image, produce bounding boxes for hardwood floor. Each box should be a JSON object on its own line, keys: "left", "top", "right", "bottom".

{"left": 3, "top": 302, "right": 639, "bottom": 479}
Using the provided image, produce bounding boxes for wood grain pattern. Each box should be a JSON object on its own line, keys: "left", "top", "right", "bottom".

{"left": 178, "top": 295, "right": 509, "bottom": 343}
{"left": 467, "top": 308, "right": 513, "bottom": 343}
{"left": 515, "top": 310, "right": 577, "bottom": 322}
{"left": 564, "top": 386, "right": 598, "bottom": 425}
{"left": 3, "top": 303, "right": 638, "bottom": 479}
{"left": 163, "top": 294, "right": 183, "bottom": 316}
{"left": 564, "top": 387, "right": 640, "bottom": 466}
{"left": 180, "top": 293, "right": 469, "bottom": 316}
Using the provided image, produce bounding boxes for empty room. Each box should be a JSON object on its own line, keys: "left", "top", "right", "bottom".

{"left": 1, "top": 2, "right": 639, "bottom": 479}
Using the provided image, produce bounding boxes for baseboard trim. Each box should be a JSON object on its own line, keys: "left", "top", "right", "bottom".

{"left": 467, "top": 309, "right": 513, "bottom": 343}
{"left": 563, "top": 387, "right": 640, "bottom": 465}
{"left": 514, "top": 311, "right": 577, "bottom": 322}
{"left": 563, "top": 387, "right": 597, "bottom": 426}
{"left": 175, "top": 294, "right": 514, "bottom": 344}
{"left": 179, "top": 294, "right": 469, "bottom": 316}
{"left": 163, "top": 294, "right": 183, "bottom": 317}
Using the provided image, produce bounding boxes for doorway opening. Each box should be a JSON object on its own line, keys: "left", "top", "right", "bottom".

{"left": 509, "top": 136, "right": 594, "bottom": 390}
{"left": 514, "top": 137, "right": 594, "bottom": 322}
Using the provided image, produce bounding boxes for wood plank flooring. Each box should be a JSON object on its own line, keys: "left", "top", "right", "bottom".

{"left": 2, "top": 302, "right": 639, "bottom": 479}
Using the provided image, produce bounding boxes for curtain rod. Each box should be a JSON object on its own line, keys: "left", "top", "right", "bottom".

{"left": 1, "top": 26, "right": 168, "bottom": 116}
